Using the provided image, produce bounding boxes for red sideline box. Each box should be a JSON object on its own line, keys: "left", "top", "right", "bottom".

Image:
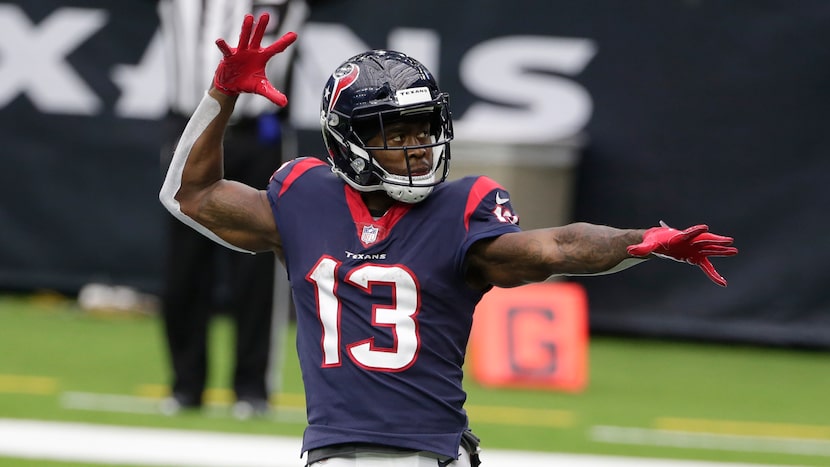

{"left": 469, "top": 282, "right": 588, "bottom": 392}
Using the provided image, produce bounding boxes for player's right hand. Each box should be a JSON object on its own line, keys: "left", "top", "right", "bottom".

{"left": 213, "top": 13, "right": 297, "bottom": 107}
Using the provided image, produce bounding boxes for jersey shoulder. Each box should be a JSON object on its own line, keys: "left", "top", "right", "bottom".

{"left": 268, "top": 157, "right": 332, "bottom": 199}
{"left": 437, "top": 175, "right": 508, "bottom": 197}
{"left": 435, "top": 175, "right": 519, "bottom": 226}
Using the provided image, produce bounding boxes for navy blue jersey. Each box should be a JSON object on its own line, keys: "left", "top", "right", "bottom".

{"left": 266, "top": 158, "right": 521, "bottom": 459}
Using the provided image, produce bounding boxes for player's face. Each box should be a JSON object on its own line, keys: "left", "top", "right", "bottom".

{"left": 365, "top": 120, "right": 434, "bottom": 177}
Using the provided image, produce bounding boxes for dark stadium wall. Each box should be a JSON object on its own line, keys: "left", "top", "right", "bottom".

{"left": 2, "top": 0, "right": 828, "bottom": 347}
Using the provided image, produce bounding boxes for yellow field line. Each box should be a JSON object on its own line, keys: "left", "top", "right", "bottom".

{"left": 464, "top": 404, "right": 574, "bottom": 428}
{"left": 656, "top": 417, "right": 830, "bottom": 441}
{"left": 0, "top": 374, "right": 57, "bottom": 395}
{"left": 134, "top": 384, "right": 170, "bottom": 398}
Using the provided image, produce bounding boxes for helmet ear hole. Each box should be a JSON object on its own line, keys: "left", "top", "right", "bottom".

{"left": 327, "top": 113, "right": 340, "bottom": 127}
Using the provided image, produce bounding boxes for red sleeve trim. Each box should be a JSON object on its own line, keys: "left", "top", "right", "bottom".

{"left": 464, "top": 176, "right": 501, "bottom": 231}
{"left": 277, "top": 158, "right": 327, "bottom": 198}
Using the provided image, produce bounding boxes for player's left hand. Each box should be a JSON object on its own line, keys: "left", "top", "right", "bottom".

{"left": 213, "top": 13, "right": 298, "bottom": 106}
{"left": 627, "top": 221, "right": 738, "bottom": 287}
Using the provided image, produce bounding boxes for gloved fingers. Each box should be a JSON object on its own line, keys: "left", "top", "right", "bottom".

{"left": 627, "top": 241, "right": 659, "bottom": 257}
{"left": 677, "top": 224, "right": 709, "bottom": 240}
{"left": 696, "top": 257, "right": 727, "bottom": 287}
{"left": 264, "top": 32, "right": 298, "bottom": 57}
{"left": 258, "top": 81, "right": 288, "bottom": 107}
{"left": 215, "top": 39, "right": 233, "bottom": 57}
{"left": 696, "top": 245, "right": 739, "bottom": 257}
{"left": 250, "top": 13, "right": 270, "bottom": 50}
{"left": 690, "top": 232, "right": 734, "bottom": 247}
{"left": 237, "top": 14, "right": 254, "bottom": 50}
{"left": 692, "top": 238, "right": 735, "bottom": 248}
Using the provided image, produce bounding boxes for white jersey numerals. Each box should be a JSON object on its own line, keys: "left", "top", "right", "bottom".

{"left": 308, "top": 257, "right": 421, "bottom": 372}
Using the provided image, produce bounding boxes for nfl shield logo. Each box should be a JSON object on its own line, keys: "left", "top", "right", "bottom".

{"left": 361, "top": 224, "right": 379, "bottom": 244}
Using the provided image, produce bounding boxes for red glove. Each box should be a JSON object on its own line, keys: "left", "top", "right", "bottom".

{"left": 627, "top": 221, "right": 738, "bottom": 287}
{"left": 213, "top": 13, "right": 298, "bottom": 107}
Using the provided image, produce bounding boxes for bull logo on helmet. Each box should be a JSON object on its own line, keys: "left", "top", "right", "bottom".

{"left": 327, "top": 63, "right": 360, "bottom": 113}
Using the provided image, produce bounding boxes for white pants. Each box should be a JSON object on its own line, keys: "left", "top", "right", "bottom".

{"left": 307, "top": 446, "right": 471, "bottom": 467}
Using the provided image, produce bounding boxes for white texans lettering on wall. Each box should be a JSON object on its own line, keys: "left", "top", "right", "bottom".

{"left": 0, "top": 4, "right": 596, "bottom": 144}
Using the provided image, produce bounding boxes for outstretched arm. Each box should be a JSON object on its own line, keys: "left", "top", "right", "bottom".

{"left": 159, "top": 13, "right": 297, "bottom": 255}
{"left": 466, "top": 223, "right": 644, "bottom": 288}
{"left": 466, "top": 222, "right": 737, "bottom": 289}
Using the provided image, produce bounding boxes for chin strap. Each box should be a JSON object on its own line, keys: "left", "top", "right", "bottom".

{"left": 159, "top": 92, "right": 255, "bottom": 254}
{"left": 383, "top": 182, "right": 433, "bottom": 203}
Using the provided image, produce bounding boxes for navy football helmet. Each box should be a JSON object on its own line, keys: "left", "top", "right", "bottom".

{"left": 320, "top": 50, "right": 453, "bottom": 203}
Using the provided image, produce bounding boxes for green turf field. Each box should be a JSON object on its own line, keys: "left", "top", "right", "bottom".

{"left": 1, "top": 294, "right": 828, "bottom": 466}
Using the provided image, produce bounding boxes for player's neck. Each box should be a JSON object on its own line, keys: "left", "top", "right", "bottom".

{"left": 362, "top": 191, "right": 396, "bottom": 218}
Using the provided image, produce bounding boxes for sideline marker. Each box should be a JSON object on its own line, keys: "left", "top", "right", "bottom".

{"left": 469, "top": 281, "right": 589, "bottom": 392}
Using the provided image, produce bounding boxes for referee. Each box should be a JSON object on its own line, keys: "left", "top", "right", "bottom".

{"left": 156, "top": 0, "right": 309, "bottom": 418}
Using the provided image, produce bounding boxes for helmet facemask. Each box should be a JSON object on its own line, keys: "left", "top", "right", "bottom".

{"left": 347, "top": 100, "right": 452, "bottom": 203}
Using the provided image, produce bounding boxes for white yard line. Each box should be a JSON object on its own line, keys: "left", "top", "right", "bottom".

{"left": 591, "top": 425, "right": 830, "bottom": 458}
{"left": 0, "top": 419, "right": 301, "bottom": 467}
{"left": 60, "top": 392, "right": 162, "bottom": 415}
{"left": 60, "top": 391, "right": 309, "bottom": 423}
{"left": 0, "top": 419, "right": 800, "bottom": 467}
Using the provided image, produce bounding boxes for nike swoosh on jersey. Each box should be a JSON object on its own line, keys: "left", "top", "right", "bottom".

{"left": 495, "top": 192, "right": 509, "bottom": 205}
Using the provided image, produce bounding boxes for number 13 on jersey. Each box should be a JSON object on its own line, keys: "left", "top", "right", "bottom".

{"left": 308, "top": 256, "right": 421, "bottom": 372}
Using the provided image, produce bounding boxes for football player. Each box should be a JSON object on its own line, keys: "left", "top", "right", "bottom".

{"left": 160, "top": 13, "right": 737, "bottom": 467}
